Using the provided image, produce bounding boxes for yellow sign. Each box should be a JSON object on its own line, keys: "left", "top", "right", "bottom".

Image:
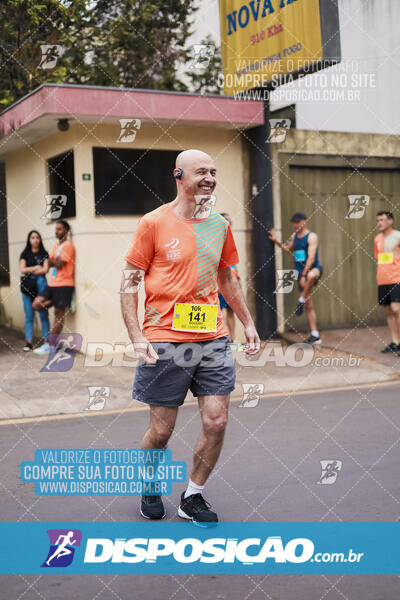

{"left": 378, "top": 253, "right": 394, "bottom": 265}
{"left": 172, "top": 303, "right": 218, "bottom": 333}
{"left": 219, "top": 0, "right": 338, "bottom": 95}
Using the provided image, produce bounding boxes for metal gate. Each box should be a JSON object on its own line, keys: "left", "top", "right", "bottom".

{"left": 278, "top": 154, "right": 400, "bottom": 330}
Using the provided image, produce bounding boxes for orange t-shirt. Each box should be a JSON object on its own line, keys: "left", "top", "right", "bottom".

{"left": 125, "top": 204, "right": 239, "bottom": 342}
{"left": 49, "top": 241, "right": 75, "bottom": 287}
{"left": 374, "top": 231, "right": 400, "bottom": 285}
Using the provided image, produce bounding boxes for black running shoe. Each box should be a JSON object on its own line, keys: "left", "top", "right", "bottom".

{"left": 304, "top": 334, "right": 321, "bottom": 345}
{"left": 294, "top": 301, "right": 305, "bottom": 316}
{"left": 381, "top": 343, "right": 399, "bottom": 354}
{"left": 23, "top": 342, "right": 33, "bottom": 352}
{"left": 140, "top": 495, "right": 165, "bottom": 520}
{"left": 178, "top": 492, "right": 218, "bottom": 527}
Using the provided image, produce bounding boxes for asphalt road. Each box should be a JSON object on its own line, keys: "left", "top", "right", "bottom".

{"left": 1, "top": 382, "right": 399, "bottom": 599}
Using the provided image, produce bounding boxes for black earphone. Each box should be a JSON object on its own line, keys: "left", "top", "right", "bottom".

{"left": 175, "top": 168, "right": 183, "bottom": 179}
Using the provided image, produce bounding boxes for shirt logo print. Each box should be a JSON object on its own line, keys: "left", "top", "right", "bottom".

{"left": 165, "top": 238, "right": 181, "bottom": 260}
{"left": 165, "top": 238, "right": 179, "bottom": 249}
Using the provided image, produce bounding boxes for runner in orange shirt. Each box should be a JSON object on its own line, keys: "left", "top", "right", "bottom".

{"left": 121, "top": 149, "right": 260, "bottom": 525}
{"left": 33, "top": 220, "right": 75, "bottom": 354}
{"left": 374, "top": 211, "right": 400, "bottom": 354}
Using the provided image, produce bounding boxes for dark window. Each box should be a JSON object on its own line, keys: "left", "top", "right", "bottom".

{"left": 47, "top": 150, "right": 76, "bottom": 218}
{"left": 0, "top": 162, "right": 10, "bottom": 285}
{"left": 93, "top": 148, "right": 179, "bottom": 215}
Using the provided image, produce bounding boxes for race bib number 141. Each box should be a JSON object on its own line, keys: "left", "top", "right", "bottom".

{"left": 172, "top": 303, "right": 218, "bottom": 333}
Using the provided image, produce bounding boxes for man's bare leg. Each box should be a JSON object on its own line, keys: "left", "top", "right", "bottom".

{"left": 299, "top": 268, "right": 320, "bottom": 341}
{"left": 305, "top": 296, "right": 318, "bottom": 333}
{"left": 386, "top": 303, "right": 400, "bottom": 345}
{"left": 141, "top": 405, "right": 178, "bottom": 449}
{"left": 32, "top": 295, "right": 52, "bottom": 311}
{"left": 301, "top": 268, "right": 320, "bottom": 300}
{"left": 33, "top": 299, "right": 67, "bottom": 336}
{"left": 52, "top": 307, "right": 66, "bottom": 335}
{"left": 190, "top": 394, "right": 229, "bottom": 485}
{"left": 178, "top": 394, "right": 229, "bottom": 524}
{"left": 140, "top": 404, "right": 179, "bottom": 520}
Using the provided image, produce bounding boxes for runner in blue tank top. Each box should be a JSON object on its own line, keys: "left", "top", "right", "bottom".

{"left": 269, "top": 212, "right": 323, "bottom": 345}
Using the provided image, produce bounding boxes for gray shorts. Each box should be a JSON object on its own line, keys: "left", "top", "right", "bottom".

{"left": 132, "top": 336, "right": 236, "bottom": 407}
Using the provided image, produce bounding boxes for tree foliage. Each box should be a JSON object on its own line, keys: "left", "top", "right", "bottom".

{"left": 0, "top": 0, "right": 91, "bottom": 107}
{"left": 0, "top": 0, "right": 222, "bottom": 109}
{"left": 185, "top": 34, "right": 223, "bottom": 95}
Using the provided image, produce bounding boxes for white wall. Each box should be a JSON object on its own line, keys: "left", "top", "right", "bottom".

{"left": 271, "top": 0, "right": 400, "bottom": 134}
{"left": 1, "top": 123, "right": 250, "bottom": 346}
{"left": 198, "top": 0, "right": 400, "bottom": 134}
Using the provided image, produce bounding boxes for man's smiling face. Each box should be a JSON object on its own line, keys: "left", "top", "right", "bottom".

{"left": 183, "top": 156, "right": 217, "bottom": 199}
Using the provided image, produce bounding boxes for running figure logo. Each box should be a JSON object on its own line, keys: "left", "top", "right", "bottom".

{"left": 345, "top": 195, "right": 370, "bottom": 219}
{"left": 239, "top": 383, "right": 264, "bottom": 408}
{"left": 120, "top": 269, "right": 144, "bottom": 293}
{"left": 86, "top": 386, "right": 110, "bottom": 411}
{"left": 317, "top": 460, "right": 343, "bottom": 484}
{"left": 116, "top": 118, "right": 141, "bottom": 143}
{"left": 42, "top": 529, "right": 82, "bottom": 567}
{"left": 193, "top": 194, "right": 216, "bottom": 219}
{"left": 267, "top": 119, "right": 291, "bottom": 143}
{"left": 40, "top": 334, "right": 82, "bottom": 372}
{"left": 274, "top": 270, "right": 299, "bottom": 294}
{"left": 187, "top": 44, "right": 215, "bottom": 73}
{"left": 41, "top": 194, "right": 67, "bottom": 220}
{"left": 38, "top": 45, "right": 65, "bottom": 69}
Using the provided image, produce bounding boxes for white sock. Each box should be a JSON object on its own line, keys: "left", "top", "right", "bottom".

{"left": 299, "top": 296, "right": 305, "bottom": 303}
{"left": 311, "top": 330, "right": 319, "bottom": 338}
{"left": 184, "top": 479, "right": 204, "bottom": 498}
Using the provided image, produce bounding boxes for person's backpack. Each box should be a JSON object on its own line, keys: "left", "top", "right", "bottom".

{"left": 20, "top": 274, "right": 38, "bottom": 299}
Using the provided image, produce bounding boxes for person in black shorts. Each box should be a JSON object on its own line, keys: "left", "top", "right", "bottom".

{"left": 269, "top": 213, "right": 323, "bottom": 345}
{"left": 374, "top": 211, "right": 400, "bottom": 354}
{"left": 33, "top": 220, "right": 75, "bottom": 354}
{"left": 121, "top": 149, "right": 260, "bottom": 526}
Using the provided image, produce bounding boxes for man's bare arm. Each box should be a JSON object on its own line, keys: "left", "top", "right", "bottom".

{"left": 269, "top": 229, "right": 294, "bottom": 253}
{"left": 217, "top": 267, "right": 260, "bottom": 354}
{"left": 49, "top": 256, "right": 65, "bottom": 268}
{"left": 302, "top": 232, "right": 318, "bottom": 276}
{"left": 120, "top": 262, "right": 158, "bottom": 364}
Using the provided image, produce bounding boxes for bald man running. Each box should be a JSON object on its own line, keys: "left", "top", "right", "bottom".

{"left": 121, "top": 149, "right": 260, "bottom": 526}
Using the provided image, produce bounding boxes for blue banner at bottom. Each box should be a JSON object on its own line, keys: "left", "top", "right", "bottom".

{"left": 0, "top": 522, "right": 398, "bottom": 574}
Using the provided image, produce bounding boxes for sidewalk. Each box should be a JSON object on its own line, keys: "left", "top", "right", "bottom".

{"left": 0, "top": 324, "right": 398, "bottom": 421}
{"left": 283, "top": 325, "right": 400, "bottom": 368}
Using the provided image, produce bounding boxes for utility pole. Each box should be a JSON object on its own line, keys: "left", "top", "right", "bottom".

{"left": 247, "top": 98, "right": 277, "bottom": 339}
